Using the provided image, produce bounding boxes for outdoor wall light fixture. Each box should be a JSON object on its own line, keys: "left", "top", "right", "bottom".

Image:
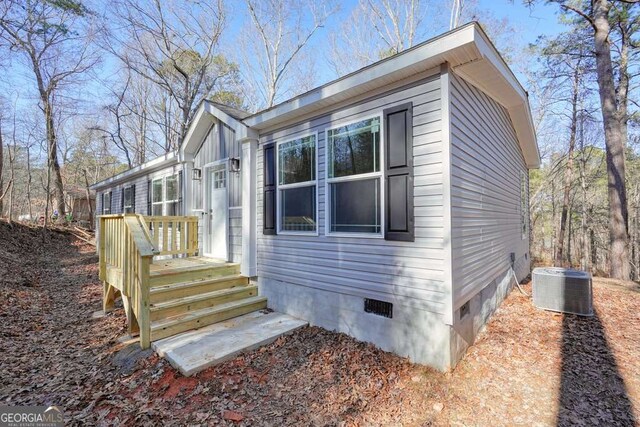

{"left": 230, "top": 157, "right": 241, "bottom": 173}
{"left": 192, "top": 168, "right": 202, "bottom": 180}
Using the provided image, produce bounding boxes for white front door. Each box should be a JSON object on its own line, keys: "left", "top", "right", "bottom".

{"left": 205, "top": 164, "right": 228, "bottom": 260}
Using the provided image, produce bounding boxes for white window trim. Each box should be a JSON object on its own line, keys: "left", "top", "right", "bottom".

{"left": 123, "top": 185, "right": 135, "bottom": 213}
{"left": 275, "top": 131, "right": 319, "bottom": 236}
{"left": 324, "top": 113, "right": 385, "bottom": 239}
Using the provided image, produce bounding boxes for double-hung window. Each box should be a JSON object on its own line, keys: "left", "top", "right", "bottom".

{"left": 165, "top": 174, "right": 180, "bottom": 215}
{"left": 102, "top": 191, "right": 111, "bottom": 215}
{"left": 277, "top": 134, "right": 317, "bottom": 233}
{"left": 327, "top": 116, "right": 382, "bottom": 235}
{"left": 123, "top": 185, "right": 135, "bottom": 213}
{"left": 151, "top": 178, "right": 164, "bottom": 216}
{"left": 151, "top": 174, "right": 181, "bottom": 216}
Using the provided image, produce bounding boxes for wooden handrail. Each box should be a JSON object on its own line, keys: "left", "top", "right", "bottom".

{"left": 144, "top": 215, "right": 199, "bottom": 257}
{"left": 98, "top": 214, "right": 160, "bottom": 348}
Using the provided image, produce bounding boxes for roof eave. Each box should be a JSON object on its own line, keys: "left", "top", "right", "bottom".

{"left": 242, "top": 22, "right": 540, "bottom": 169}
{"left": 90, "top": 152, "right": 178, "bottom": 190}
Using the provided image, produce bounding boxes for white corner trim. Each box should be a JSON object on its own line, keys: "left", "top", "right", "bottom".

{"left": 241, "top": 138, "right": 258, "bottom": 277}
{"left": 440, "top": 63, "right": 455, "bottom": 327}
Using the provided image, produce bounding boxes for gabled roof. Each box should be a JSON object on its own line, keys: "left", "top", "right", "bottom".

{"left": 243, "top": 22, "right": 540, "bottom": 168}
{"left": 93, "top": 21, "right": 539, "bottom": 191}
{"left": 209, "top": 101, "right": 251, "bottom": 121}
{"left": 180, "top": 100, "right": 257, "bottom": 159}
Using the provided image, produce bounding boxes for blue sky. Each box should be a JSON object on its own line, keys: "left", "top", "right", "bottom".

{"left": 3, "top": 0, "right": 571, "bottom": 142}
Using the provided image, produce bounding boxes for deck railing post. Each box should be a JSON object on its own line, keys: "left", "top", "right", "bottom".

{"left": 99, "top": 216, "right": 106, "bottom": 281}
{"left": 138, "top": 255, "right": 152, "bottom": 349}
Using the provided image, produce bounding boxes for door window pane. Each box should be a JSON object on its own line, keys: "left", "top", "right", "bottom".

{"left": 330, "top": 178, "right": 381, "bottom": 233}
{"left": 278, "top": 136, "right": 315, "bottom": 185}
{"left": 281, "top": 186, "right": 316, "bottom": 232}
{"left": 328, "top": 117, "right": 380, "bottom": 178}
{"left": 213, "top": 170, "right": 226, "bottom": 189}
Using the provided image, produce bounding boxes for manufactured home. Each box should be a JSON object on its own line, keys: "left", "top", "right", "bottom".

{"left": 92, "top": 22, "right": 539, "bottom": 371}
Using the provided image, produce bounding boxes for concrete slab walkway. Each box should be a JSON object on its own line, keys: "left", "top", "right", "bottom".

{"left": 152, "top": 310, "right": 308, "bottom": 376}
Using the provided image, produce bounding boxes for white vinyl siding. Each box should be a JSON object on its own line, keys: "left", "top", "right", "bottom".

{"left": 257, "top": 69, "right": 446, "bottom": 314}
{"left": 449, "top": 70, "right": 530, "bottom": 311}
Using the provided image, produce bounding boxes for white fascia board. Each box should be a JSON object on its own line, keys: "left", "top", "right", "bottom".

{"left": 181, "top": 103, "right": 215, "bottom": 157}
{"left": 243, "top": 24, "right": 478, "bottom": 129}
{"left": 204, "top": 102, "right": 257, "bottom": 140}
{"left": 90, "top": 152, "right": 178, "bottom": 190}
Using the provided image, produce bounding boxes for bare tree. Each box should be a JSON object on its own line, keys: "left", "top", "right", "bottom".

{"left": 328, "top": 0, "right": 430, "bottom": 76}
{"left": 106, "top": 0, "right": 233, "bottom": 149}
{"left": 538, "top": 30, "right": 592, "bottom": 265}
{"left": 530, "top": 0, "right": 637, "bottom": 279}
{"left": 241, "top": 0, "right": 337, "bottom": 108}
{"left": 0, "top": 0, "right": 99, "bottom": 221}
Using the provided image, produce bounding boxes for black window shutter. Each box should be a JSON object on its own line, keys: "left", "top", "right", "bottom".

{"left": 147, "top": 180, "right": 152, "bottom": 215}
{"left": 109, "top": 191, "right": 113, "bottom": 214}
{"left": 263, "top": 143, "right": 276, "bottom": 235}
{"left": 384, "top": 102, "right": 414, "bottom": 242}
{"left": 120, "top": 187, "right": 125, "bottom": 212}
{"left": 100, "top": 192, "right": 104, "bottom": 214}
{"left": 131, "top": 184, "right": 136, "bottom": 213}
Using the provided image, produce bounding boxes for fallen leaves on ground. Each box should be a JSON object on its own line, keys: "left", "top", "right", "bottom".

{"left": 1, "top": 220, "right": 638, "bottom": 426}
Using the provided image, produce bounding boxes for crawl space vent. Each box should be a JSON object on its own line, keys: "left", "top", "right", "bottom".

{"left": 364, "top": 298, "right": 393, "bottom": 318}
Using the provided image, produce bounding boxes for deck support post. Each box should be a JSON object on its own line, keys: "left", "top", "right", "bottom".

{"left": 241, "top": 137, "right": 258, "bottom": 277}
{"left": 103, "top": 282, "right": 116, "bottom": 313}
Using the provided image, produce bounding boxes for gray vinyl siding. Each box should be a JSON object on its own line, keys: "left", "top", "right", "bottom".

{"left": 257, "top": 70, "right": 447, "bottom": 314}
{"left": 229, "top": 208, "right": 242, "bottom": 263}
{"left": 449, "top": 71, "right": 529, "bottom": 310}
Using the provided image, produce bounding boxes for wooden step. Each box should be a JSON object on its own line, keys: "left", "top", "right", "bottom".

{"left": 150, "top": 285, "right": 259, "bottom": 321}
{"left": 149, "top": 275, "right": 250, "bottom": 304}
{"left": 150, "top": 263, "right": 241, "bottom": 286}
{"left": 150, "top": 296, "right": 268, "bottom": 342}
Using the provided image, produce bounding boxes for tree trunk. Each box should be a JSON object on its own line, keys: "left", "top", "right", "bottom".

{"left": 26, "top": 145, "right": 33, "bottom": 221}
{"left": 567, "top": 204, "right": 573, "bottom": 266}
{"left": 43, "top": 99, "right": 66, "bottom": 221}
{"left": 83, "top": 169, "right": 94, "bottom": 230}
{"left": 579, "top": 116, "right": 588, "bottom": 271}
{"left": 0, "top": 114, "right": 3, "bottom": 216}
{"left": 551, "top": 177, "right": 557, "bottom": 263}
{"left": 592, "top": 0, "right": 630, "bottom": 280}
{"left": 555, "top": 65, "right": 581, "bottom": 266}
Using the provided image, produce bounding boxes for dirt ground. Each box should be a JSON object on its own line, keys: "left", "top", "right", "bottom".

{"left": 1, "top": 221, "right": 638, "bottom": 426}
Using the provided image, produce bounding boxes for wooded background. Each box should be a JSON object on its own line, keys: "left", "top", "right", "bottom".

{"left": 0, "top": 0, "right": 638, "bottom": 279}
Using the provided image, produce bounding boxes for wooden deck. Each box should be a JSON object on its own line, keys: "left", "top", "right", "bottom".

{"left": 150, "top": 257, "right": 229, "bottom": 274}
{"left": 99, "top": 214, "right": 266, "bottom": 349}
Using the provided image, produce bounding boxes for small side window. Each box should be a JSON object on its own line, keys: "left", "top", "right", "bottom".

{"left": 521, "top": 171, "right": 528, "bottom": 239}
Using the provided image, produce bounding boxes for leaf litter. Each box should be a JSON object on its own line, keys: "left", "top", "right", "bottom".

{"left": 0, "top": 220, "right": 638, "bottom": 426}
